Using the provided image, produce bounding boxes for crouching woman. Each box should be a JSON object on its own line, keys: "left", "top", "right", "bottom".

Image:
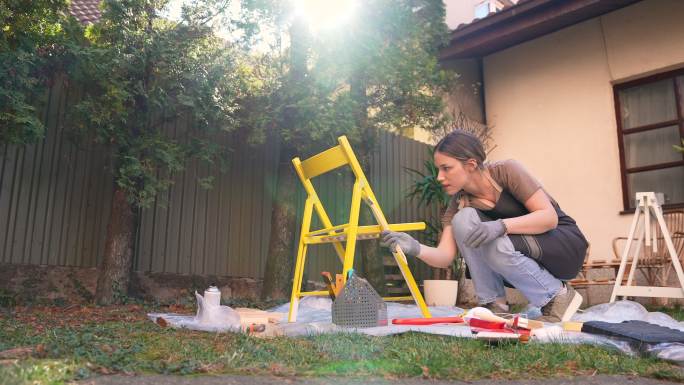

{"left": 382, "top": 129, "right": 588, "bottom": 322}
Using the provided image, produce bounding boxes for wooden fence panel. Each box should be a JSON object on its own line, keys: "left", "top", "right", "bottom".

{"left": 0, "top": 82, "right": 113, "bottom": 268}
{"left": 2, "top": 84, "right": 436, "bottom": 283}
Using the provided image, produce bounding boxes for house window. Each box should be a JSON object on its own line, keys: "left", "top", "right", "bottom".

{"left": 615, "top": 68, "right": 684, "bottom": 211}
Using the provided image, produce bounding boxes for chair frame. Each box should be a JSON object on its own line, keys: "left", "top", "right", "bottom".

{"left": 288, "top": 135, "right": 432, "bottom": 322}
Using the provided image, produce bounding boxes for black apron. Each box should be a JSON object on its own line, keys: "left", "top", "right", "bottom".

{"left": 465, "top": 175, "right": 588, "bottom": 280}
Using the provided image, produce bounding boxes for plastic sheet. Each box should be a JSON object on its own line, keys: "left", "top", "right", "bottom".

{"left": 570, "top": 301, "right": 684, "bottom": 364}
{"left": 146, "top": 296, "right": 684, "bottom": 364}
{"left": 270, "top": 298, "right": 684, "bottom": 364}
{"left": 269, "top": 296, "right": 473, "bottom": 337}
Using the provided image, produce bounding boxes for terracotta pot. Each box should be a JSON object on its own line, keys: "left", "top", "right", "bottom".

{"left": 423, "top": 279, "right": 459, "bottom": 307}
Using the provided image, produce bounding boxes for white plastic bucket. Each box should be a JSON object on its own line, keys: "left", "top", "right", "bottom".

{"left": 423, "top": 280, "right": 459, "bottom": 307}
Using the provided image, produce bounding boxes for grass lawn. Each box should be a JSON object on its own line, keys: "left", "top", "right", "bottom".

{"left": 1, "top": 302, "right": 684, "bottom": 384}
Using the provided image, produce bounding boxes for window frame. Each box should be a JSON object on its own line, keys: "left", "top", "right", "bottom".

{"left": 614, "top": 67, "right": 684, "bottom": 212}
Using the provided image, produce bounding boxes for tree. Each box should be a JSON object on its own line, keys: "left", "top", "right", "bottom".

{"left": 69, "top": 0, "right": 268, "bottom": 304}
{"left": 259, "top": 0, "right": 454, "bottom": 299}
{"left": 1, "top": 0, "right": 80, "bottom": 145}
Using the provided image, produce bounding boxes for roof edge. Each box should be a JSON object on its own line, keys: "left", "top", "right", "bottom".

{"left": 440, "top": 0, "right": 643, "bottom": 60}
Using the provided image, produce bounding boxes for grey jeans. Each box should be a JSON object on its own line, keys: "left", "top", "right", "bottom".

{"left": 451, "top": 207, "right": 562, "bottom": 307}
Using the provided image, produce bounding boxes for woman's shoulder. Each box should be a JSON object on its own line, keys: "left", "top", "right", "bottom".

{"left": 486, "top": 159, "right": 530, "bottom": 178}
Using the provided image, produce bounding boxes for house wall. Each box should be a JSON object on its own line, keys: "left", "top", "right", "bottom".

{"left": 445, "top": 0, "right": 481, "bottom": 29}
{"left": 412, "top": 0, "right": 489, "bottom": 145}
{"left": 481, "top": 0, "right": 684, "bottom": 261}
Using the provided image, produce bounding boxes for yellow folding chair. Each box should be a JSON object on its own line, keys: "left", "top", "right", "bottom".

{"left": 288, "top": 135, "right": 432, "bottom": 322}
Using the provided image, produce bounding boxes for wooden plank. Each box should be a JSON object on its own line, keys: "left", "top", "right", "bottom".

{"left": 43, "top": 86, "right": 70, "bottom": 266}
{"left": 6, "top": 145, "right": 26, "bottom": 264}
{"left": 614, "top": 286, "right": 684, "bottom": 298}
{"left": 256, "top": 140, "right": 276, "bottom": 277}
{"left": 180, "top": 157, "right": 198, "bottom": 274}
{"left": 153, "top": 180, "right": 169, "bottom": 272}
{"left": 11, "top": 138, "right": 34, "bottom": 264}
{"left": 67, "top": 137, "right": 91, "bottom": 266}
{"left": 75, "top": 140, "right": 97, "bottom": 266}
{"left": 249, "top": 143, "right": 266, "bottom": 277}
{"left": 225, "top": 144, "right": 238, "bottom": 276}
{"left": 0, "top": 143, "right": 8, "bottom": 263}
{"left": 241, "top": 144, "right": 258, "bottom": 277}
{"left": 24, "top": 86, "right": 54, "bottom": 265}
{"left": 0, "top": 145, "right": 20, "bottom": 263}
{"left": 137, "top": 195, "right": 154, "bottom": 271}
{"left": 193, "top": 162, "right": 208, "bottom": 275}
{"left": 236, "top": 145, "right": 251, "bottom": 276}
{"left": 215, "top": 146, "right": 231, "bottom": 276}
{"left": 204, "top": 161, "right": 220, "bottom": 275}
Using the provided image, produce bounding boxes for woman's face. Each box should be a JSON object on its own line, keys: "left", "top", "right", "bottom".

{"left": 434, "top": 151, "right": 474, "bottom": 195}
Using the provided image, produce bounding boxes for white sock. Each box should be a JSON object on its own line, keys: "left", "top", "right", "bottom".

{"left": 556, "top": 284, "right": 568, "bottom": 297}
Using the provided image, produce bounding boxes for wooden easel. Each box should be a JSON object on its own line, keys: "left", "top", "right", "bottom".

{"left": 610, "top": 192, "right": 684, "bottom": 302}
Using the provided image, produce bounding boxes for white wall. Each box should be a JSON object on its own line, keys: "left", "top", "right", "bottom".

{"left": 481, "top": 0, "right": 684, "bottom": 261}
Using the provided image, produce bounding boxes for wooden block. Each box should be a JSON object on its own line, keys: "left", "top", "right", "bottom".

{"left": 517, "top": 318, "right": 544, "bottom": 330}
{"left": 235, "top": 308, "right": 285, "bottom": 326}
{"left": 335, "top": 274, "right": 344, "bottom": 295}
{"left": 562, "top": 321, "right": 584, "bottom": 332}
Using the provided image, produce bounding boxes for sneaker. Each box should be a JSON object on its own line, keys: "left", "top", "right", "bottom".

{"left": 483, "top": 301, "right": 510, "bottom": 315}
{"left": 538, "top": 284, "right": 583, "bottom": 323}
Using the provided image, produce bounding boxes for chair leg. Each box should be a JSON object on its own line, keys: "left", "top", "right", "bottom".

{"left": 288, "top": 199, "right": 314, "bottom": 323}
{"left": 288, "top": 243, "right": 308, "bottom": 323}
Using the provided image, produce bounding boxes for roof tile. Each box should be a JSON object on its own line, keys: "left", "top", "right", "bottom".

{"left": 69, "top": 0, "right": 102, "bottom": 24}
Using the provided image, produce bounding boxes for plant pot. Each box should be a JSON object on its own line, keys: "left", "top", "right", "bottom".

{"left": 423, "top": 279, "right": 459, "bottom": 307}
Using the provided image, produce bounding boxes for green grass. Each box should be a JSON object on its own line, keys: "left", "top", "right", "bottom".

{"left": 648, "top": 303, "right": 684, "bottom": 321}
{"left": 1, "top": 304, "right": 684, "bottom": 384}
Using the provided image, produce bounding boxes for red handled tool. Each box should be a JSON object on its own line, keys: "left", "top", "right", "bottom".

{"left": 392, "top": 316, "right": 464, "bottom": 325}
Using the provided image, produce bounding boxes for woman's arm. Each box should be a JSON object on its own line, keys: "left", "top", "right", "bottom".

{"left": 416, "top": 225, "right": 458, "bottom": 268}
{"left": 502, "top": 188, "right": 558, "bottom": 234}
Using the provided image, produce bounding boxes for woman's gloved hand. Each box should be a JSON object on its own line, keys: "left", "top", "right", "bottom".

{"left": 380, "top": 230, "right": 421, "bottom": 257}
{"left": 464, "top": 219, "right": 506, "bottom": 248}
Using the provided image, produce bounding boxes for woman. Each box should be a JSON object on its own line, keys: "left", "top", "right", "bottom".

{"left": 382, "top": 129, "right": 588, "bottom": 322}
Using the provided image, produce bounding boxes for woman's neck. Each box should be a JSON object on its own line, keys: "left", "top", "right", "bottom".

{"left": 463, "top": 168, "right": 494, "bottom": 200}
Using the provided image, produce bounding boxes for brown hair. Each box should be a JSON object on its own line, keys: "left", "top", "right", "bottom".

{"left": 434, "top": 129, "right": 486, "bottom": 169}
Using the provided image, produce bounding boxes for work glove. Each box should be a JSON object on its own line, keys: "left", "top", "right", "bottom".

{"left": 380, "top": 230, "right": 421, "bottom": 257}
{"left": 464, "top": 219, "right": 506, "bottom": 248}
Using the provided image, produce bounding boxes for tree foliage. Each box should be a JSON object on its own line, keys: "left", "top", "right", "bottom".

{"left": 258, "top": 0, "right": 454, "bottom": 298}
{"left": 0, "top": 0, "right": 81, "bottom": 145}
{"left": 239, "top": 0, "right": 453, "bottom": 154}
{"left": 69, "top": 0, "right": 271, "bottom": 207}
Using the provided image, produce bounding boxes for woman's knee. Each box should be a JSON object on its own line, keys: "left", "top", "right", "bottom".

{"left": 484, "top": 237, "right": 518, "bottom": 269}
{"left": 451, "top": 207, "right": 480, "bottom": 242}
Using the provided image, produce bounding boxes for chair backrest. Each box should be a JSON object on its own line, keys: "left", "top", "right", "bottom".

{"left": 662, "top": 209, "right": 684, "bottom": 234}
{"left": 295, "top": 136, "right": 364, "bottom": 182}
{"left": 291, "top": 136, "right": 370, "bottom": 233}
{"left": 646, "top": 209, "right": 684, "bottom": 260}
{"left": 298, "top": 144, "right": 349, "bottom": 180}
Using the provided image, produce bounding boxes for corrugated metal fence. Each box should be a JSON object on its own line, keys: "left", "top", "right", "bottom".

{"left": 1, "top": 83, "right": 439, "bottom": 280}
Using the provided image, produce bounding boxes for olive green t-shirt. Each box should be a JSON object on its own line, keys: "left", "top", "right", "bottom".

{"left": 441, "top": 159, "right": 554, "bottom": 227}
